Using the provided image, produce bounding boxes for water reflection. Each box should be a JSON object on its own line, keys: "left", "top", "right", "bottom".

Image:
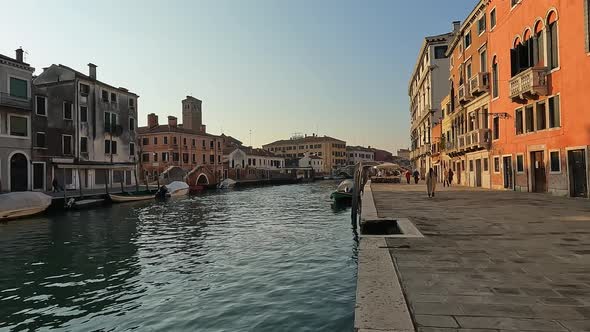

{"left": 0, "top": 181, "right": 356, "bottom": 331}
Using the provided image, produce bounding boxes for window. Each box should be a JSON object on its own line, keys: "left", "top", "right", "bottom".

{"left": 464, "top": 31, "right": 472, "bottom": 49}
{"left": 80, "top": 106, "right": 88, "bottom": 122}
{"left": 490, "top": 8, "right": 497, "bottom": 29}
{"left": 434, "top": 46, "right": 448, "bottom": 59}
{"left": 202, "top": 154, "right": 206, "bottom": 164}
{"left": 516, "top": 155, "right": 524, "bottom": 173}
{"left": 9, "top": 77, "right": 27, "bottom": 98}
{"left": 153, "top": 153, "right": 158, "bottom": 162}
{"left": 550, "top": 151, "right": 560, "bottom": 172}
{"left": 63, "top": 135, "right": 73, "bottom": 155}
{"left": 218, "top": 155, "right": 221, "bottom": 163}
{"left": 142, "top": 153, "right": 149, "bottom": 162}
{"left": 466, "top": 62, "right": 472, "bottom": 80}
{"left": 129, "top": 98, "right": 135, "bottom": 108}
{"left": 163, "top": 136, "right": 168, "bottom": 144}
{"left": 535, "top": 29, "right": 545, "bottom": 67}
{"left": 36, "top": 96, "right": 47, "bottom": 116}
{"left": 63, "top": 102, "right": 73, "bottom": 120}
{"left": 548, "top": 95, "right": 560, "bottom": 128}
{"left": 142, "top": 137, "right": 149, "bottom": 145}
{"left": 547, "top": 21, "right": 559, "bottom": 70}
{"left": 104, "top": 112, "right": 116, "bottom": 132}
{"left": 525, "top": 105, "right": 534, "bottom": 133}
{"left": 102, "top": 90, "right": 109, "bottom": 102}
{"left": 183, "top": 153, "right": 189, "bottom": 163}
{"left": 515, "top": 108, "right": 523, "bottom": 135}
{"left": 80, "top": 137, "right": 88, "bottom": 153}
{"left": 493, "top": 116, "right": 500, "bottom": 139}
{"left": 154, "top": 137, "right": 158, "bottom": 145}
{"left": 536, "top": 101, "right": 546, "bottom": 130}
{"left": 494, "top": 157, "right": 500, "bottom": 173}
{"left": 129, "top": 142, "right": 135, "bottom": 156}
{"left": 129, "top": 117, "right": 135, "bottom": 131}
{"left": 9, "top": 115, "right": 28, "bottom": 137}
{"left": 105, "top": 140, "right": 110, "bottom": 154}
{"left": 210, "top": 141, "right": 214, "bottom": 149}
{"left": 210, "top": 155, "right": 215, "bottom": 163}
{"left": 110, "top": 92, "right": 117, "bottom": 103}
{"left": 469, "top": 160, "right": 474, "bottom": 172}
{"left": 511, "top": 0, "right": 519, "bottom": 7}
{"left": 202, "top": 140, "right": 206, "bottom": 148}
{"left": 33, "top": 163, "right": 45, "bottom": 190}
{"left": 492, "top": 61, "right": 499, "bottom": 98}
{"left": 192, "top": 154, "right": 196, "bottom": 163}
{"left": 112, "top": 141, "right": 117, "bottom": 154}
{"left": 192, "top": 139, "right": 196, "bottom": 146}
{"left": 80, "top": 83, "right": 90, "bottom": 95}
{"left": 479, "top": 48, "right": 487, "bottom": 72}
{"left": 173, "top": 137, "right": 177, "bottom": 145}
{"left": 162, "top": 152, "right": 169, "bottom": 162}
{"left": 35, "top": 132, "right": 46, "bottom": 148}
{"left": 483, "top": 158, "right": 489, "bottom": 172}
{"left": 183, "top": 138, "right": 187, "bottom": 146}
{"left": 173, "top": 153, "right": 179, "bottom": 162}
{"left": 478, "top": 15, "right": 486, "bottom": 35}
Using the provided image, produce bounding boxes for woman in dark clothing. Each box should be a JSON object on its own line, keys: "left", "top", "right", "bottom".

{"left": 412, "top": 170, "right": 420, "bottom": 184}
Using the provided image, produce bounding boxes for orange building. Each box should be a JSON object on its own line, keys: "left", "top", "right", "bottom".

{"left": 137, "top": 97, "right": 223, "bottom": 186}
{"left": 487, "top": 0, "right": 590, "bottom": 197}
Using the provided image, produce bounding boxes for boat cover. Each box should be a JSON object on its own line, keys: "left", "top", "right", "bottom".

{"left": 0, "top": 192, "right": 52, "bottom": 212}
{"left": 336, "top": 180, "right": 354, "bottom": 193}
{"left": 165, "top": 181, "right": 189, "bottom": 193}
{"left": 218, "top": 178, "right": 237, "bottom": 188}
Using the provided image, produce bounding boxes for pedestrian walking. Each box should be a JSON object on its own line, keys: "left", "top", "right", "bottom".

{"left": 448, "top": 169, "right": 454, "bottom": 187}
{"left": 405, "top": 170, "right": 411, "bottom": 184}
{"left": 426, "top": 168, "right": 437, "bottom": 197}
{"left": 412, "top": 170, "right": 420, "bottom": 184}
{"left": 52, "top": 178, "right": 62, "bottom": 193}
{"left": 443, "top": 168, "right": 449, "bottom": 187}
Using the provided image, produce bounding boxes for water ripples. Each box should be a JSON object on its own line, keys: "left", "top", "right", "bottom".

{"left": 0, "top": 181, "right": 357, "bottom": 331}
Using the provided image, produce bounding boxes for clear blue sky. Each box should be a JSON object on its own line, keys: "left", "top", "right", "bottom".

{"left": 2, "top": 0, "right": 474, "bottom": 154}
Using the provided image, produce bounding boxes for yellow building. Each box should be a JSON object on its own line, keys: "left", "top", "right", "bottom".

{"left": 262, "top": 134, "right": 346, "bottom": 174}
{"left": 440, "top": 94, "right": 453, "bottom": 175}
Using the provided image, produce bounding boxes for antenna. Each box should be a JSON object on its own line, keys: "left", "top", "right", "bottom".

{"left": 249, "top": 129, "right": 252, "bottom": 147}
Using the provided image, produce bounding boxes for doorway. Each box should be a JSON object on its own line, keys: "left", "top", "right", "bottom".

{"left": 475, "top": 159, "right": 482, "bottom": 187}
{"left": 10, "top": 153, "right": 28, "bottom": 191}
{"left": 503, "top": 156, "right": 513, "bottom": 189}
{"left": 531, "top": 151, "right": 547, "bottom": 193}
{"left": 568, "top": 150, "right": 588, "bottom": 198}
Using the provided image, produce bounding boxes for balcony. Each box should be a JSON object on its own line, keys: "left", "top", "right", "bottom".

{"left": 0, "top": 93, "right": 31, "bottom": 110}
{"left": 458, "top": 84, "right": 472, "bottom": 104}
{"left": 469, "top": 72, "right": 490, "bottom": 95}
{"left": 460, "top": 128, "right": 492, "bottom": 152}
{"left": 509, "top": 67, "right": 549, "bottom": 101}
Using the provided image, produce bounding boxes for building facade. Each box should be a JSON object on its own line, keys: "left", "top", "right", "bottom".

{"left": 408, "top": 26, "right": 456, "bottom": 176}
{"left": 397, "top": 148, "right": 410, "bottom": 160}
{"left": 299, "top": 154, "right": 324, "bottom": 173}
{"left": 137, "top": 97, "right": 223, "bottom": 186}
{"left": 346, "top": 146, "right": 375, "bottom": 165}
{"left": 0, "top": 49, "right": 34, "bottom": 192}
{"left": 262, "top": 134, "right": 346, "bottom": 174}
{"left": 445, "top": 0, "right": 493, "bottom": 189}
{"left": 32, "top": 63, "right": 139, "bottom": 192}
{"left": 486, "top": 0, "right": 590, "bottom": 198}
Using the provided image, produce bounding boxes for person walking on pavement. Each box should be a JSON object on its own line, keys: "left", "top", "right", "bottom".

{"left": 426, "top": 167, "right": 437, "bottom": 197}
{"left": 443, "top": 167, "right": 449, "bottom": 187}
{"left": 405, "top": 170, "right": 412, "bottom": 184}
{"left": 412, "top": 169, "right": 420, "bottom": 184}
{"left": 448, "top": 168, "right": 454, "bottom": 187}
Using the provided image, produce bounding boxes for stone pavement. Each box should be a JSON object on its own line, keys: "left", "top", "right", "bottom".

{"left": 371, "top": 183, "right": 590, "bottom": 332}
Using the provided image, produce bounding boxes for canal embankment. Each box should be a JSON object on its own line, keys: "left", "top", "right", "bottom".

{"left": 358, "top": 182, "right": 590, "bottom": 331}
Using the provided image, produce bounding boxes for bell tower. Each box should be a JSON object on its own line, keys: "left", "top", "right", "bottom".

{"left": 182, "top": 96, "right": 203, "bottom": 132}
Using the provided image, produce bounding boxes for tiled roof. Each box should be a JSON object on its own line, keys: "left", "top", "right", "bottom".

{"left": 263, "top": 135, "right": 345, "bottom": 146}
{"left": 346, "top": 145, "right": 374, "bottom": 152}
{"left": 57, "top": 64, "right": 139, "bottom": 97}
{"left": 137, "top": 125, "right": 218, "bottom": 137}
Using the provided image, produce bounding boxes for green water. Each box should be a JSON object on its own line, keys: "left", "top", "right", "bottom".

{"left": 0, "top": 181, "right": 357, "bottom": 331}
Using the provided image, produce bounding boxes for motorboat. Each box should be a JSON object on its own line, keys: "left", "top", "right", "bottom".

{"left": 217, "top": 178, "right": 237, "bottom": 189}
{"left": 0, "top": 192, "right": 52, "bottom": 221}
{"left": 330, "top": 179, "right": 354, "bottom": 204}
{"left": 66, "top": 197, "right": 105, "bottom": 209}
{"left": 109, "top": 189, "right": 157, "bottom": 203}
{"left": 163, "top": 181, "right": 189, "bottom": 197}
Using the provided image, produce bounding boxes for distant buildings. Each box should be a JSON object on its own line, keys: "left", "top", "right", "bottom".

{"left": 299, "top": 154, "right": 324, "bottom": 173}
{"left": 262, "top": 134, "right": 346, "bottom": 174}
{"left": 346, "top": 146, "right": 374, "bottom": 165}
{"left": 397, "top": 148, "right": 410, "bottom": 160}
{"left": 372, "top": 148, "right": 394, "bottom": 163}
{"left": 137, "top": 97, "right": 223, "bottom": 186}
{"left": 0, "top": 48, "right": 34, "bottom": 192}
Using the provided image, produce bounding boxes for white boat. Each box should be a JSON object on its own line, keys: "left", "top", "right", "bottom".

{"left": 109, "top": 190, "right": 156, "bottom": 203}
{"left": 0, "top": 192, "right": 52, "bottom": 221}
{"left": 164, "top": 181, "right": 189, "bottom": 197}
{"left": 217, "top": 178, "right": 237, "bottom": 189}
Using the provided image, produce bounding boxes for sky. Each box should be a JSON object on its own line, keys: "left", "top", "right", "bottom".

{"left": 1, "top": 0, "right": 474, "bottom": 154}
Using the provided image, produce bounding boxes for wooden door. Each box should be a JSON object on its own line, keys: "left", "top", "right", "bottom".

{"left": 568, "top": 150, "right": 588, "bottom": 198}
{"left": 531, "top": 151, "right": 546, "bottom": 193}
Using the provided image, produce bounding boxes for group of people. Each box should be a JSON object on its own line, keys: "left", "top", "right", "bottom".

{"left": 403, "top": 167, "right": 455, "bottom": 198}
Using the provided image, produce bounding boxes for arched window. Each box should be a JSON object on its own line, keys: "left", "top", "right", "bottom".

{"left": 492, "top": 56, "right": 499, "bottom": 98}
{"left": 546, "top": 10, "right": 559, "bottom": 69}
{"left": 534, "top": 20, "right": 545, "bottom": 66}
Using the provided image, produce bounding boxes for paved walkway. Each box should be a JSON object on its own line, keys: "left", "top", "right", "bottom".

{"left": 371, "top": 183, "right": 590, "bottom": 332}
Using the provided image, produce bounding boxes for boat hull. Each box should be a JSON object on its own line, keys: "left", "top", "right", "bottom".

{"left": 330, "top": 191, "right": 353, "bottom": 204}
{"left": 0, "top": 206, "right": 49, "bottom": 221}
{"left": 109, "top": 194, "right": 154, "bottom": 203}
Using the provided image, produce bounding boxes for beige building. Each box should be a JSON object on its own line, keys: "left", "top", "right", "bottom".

{"left": 262, "top": 134, "right": 346, "bottom": 174}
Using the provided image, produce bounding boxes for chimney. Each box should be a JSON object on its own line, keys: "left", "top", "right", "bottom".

{"left": 148, "top": 113, "right": 159, "bottom": 128}
{"left": 15, "top": 48, "right": 24, "bottom": 62}
{"left": 453, "top": 21, "right": 461, "bottom": 33}
{"left": 168, "top": 116, "right": 178, "bottom": 127}
{"left": 88, "top": 63, "right": 97, "bottom": 79}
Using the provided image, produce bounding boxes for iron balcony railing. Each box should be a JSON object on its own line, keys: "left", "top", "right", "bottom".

{"left": 0, "top": 92, "right": 31, "bottom": 110}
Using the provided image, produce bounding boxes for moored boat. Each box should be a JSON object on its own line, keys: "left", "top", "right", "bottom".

{"left": 0, "top": 192, "right": 52, "bottom": 221}
{"left": 217, "top": 178, "right": 237, "bottom": 189}
{"left": 163, "top": 181, "right": 190, "bottom": 197}
{"left": 109, "top": 190, "right": 156, "bottom": 203}
{"left": 330, "top": 179, "right": 354, "bottom": 204}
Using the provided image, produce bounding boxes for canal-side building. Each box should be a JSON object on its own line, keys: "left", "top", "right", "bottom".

{"left": 262, "top": 134, "right": 346, "bottom": 174}
{"left": 397, "top": 149, "right": 410, "bottom": 160}
{"left": 372, "top": 148, "right": 394, "bottom": 163}
{"left": 440, "top": 94, "right": 453, "bottom": 177}
{"left": 346, "top": 146, "right": 375, "bottom": 165}
{"left": 487, "top": 0, "right": 590, "bottom": 198}
{"left": 137, "top": 97, "right": 224, "bottom": 186}
{"left": 408, "top": 25, "right": 456, "bottom": 177}
{"left": 0, "top": 48, "right": 34, "bottom": 192}
{"left": 32, "top": 63, "right": 139, "bottom": 192}
{"left": 299, "top": 153, "right": 324, "bottom": 173}
{"left": 445, "top": 0, "right": 492, "bottom": 189}
{"left": 225, "top": 147, "right": 285, "bottom": 171}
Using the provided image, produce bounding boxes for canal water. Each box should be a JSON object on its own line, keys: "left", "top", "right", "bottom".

{"left": 0, "top": 181, "right": 357, "bottom": 331}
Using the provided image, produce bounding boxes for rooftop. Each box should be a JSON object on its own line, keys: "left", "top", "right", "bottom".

{"left": 137, "top": 124, "right": 217, "bottom": 137}
{"left": 264, "top": 135, "right": 345, "bottom": 146}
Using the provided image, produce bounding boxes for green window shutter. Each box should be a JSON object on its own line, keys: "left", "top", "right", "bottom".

{"left": 10, "top": 77, "right": 27, "bottom": 98}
